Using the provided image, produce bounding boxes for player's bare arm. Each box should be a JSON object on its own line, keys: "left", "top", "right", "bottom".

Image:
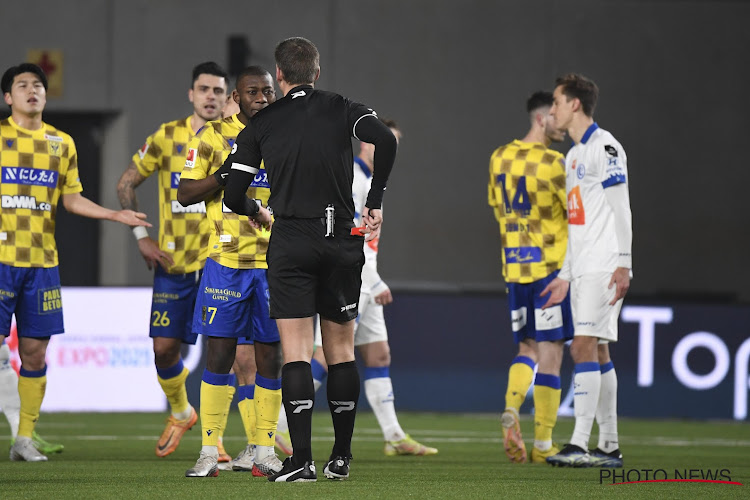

{"left": 116, "top": 161, "right": 173, "bottom": 269}
{"left": 539, "top": 277, "right": 569, "bottom": 310}
{"left": 176, "top": 177, "right": 220, "bottom": 206}
{"left": 608, "top": 267, "right": 631, "bottom": 305}
{"left": 61, "top": 192, "right": 150, "bottom": 227}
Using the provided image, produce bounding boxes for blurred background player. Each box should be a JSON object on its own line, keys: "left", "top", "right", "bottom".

{"left": 0, "top": 339, "right": 64, "bottom": 454}
{"left": 275, "top": 119, "right": 438, "bottom": 458}
{"left": 178, "top": 66, "right": 283, "bottom": 478}
{"left": 542, "top": 73, "right": 632, "bottom": 468}
{"left": 1, "top": 63, "right": 149, "bottom": 461}
{"left": 116, "top": 62, "right": 228, "bottom": 458}
{"left": 488, "top": 91, "right": 573, "bottom": 464}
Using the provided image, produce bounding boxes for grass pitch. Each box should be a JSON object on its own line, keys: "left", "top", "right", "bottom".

{"left": 0, "top": 412, "right": 747, "bottom": 499}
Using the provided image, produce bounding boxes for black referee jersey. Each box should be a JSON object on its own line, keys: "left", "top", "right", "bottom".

{"left": 223, "top": 84, "right": 397, "bottom": 220}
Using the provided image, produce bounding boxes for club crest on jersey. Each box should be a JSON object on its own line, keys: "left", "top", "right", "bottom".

{"left": 176, "top": 144, "right": 184, "bottom": 154}
{"left": 184, "top": 148, "right": 197, "bottom": 168}
{"left": 47, "top": 141, "right": 61, "bottom": 157}
{"left": 138, "top": 142, "right": 149, "bottom": 159}
{"left": 577, "top": 163, "right": 586, "bottom": 179}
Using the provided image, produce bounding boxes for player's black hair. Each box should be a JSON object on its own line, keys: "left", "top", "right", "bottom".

{"left": 526, "top": 91, "right": 554, "bottom": 113}
{"left": 191, "top": 61, "right": 228, "bottom": 87}
{"left": 274, "top": 37, "right": 320, "bottom": 85}
{"left": 555, "top": 73, "right": 599, "bottom": 117}
{"left": 235, "top": 65, "right": 272, "bottom": 89}
{"left": 1, "top": 63, "right": 48, "bottom": 94}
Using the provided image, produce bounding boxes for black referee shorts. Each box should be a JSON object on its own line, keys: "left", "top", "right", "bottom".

{"left": 267, "top": 217, "right": 365, "bottom": 323}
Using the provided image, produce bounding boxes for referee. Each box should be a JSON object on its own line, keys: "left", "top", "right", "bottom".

{"left": 223, "top": 37, "right": 397, "bottom": 483}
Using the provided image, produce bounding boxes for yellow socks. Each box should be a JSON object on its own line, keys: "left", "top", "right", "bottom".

{"left": 533, "top": 373, "right": 562, "bottom": 449}
{"left": 237, "top": 384, "right": 256, "bottom": 445}
{"left": 156, "top": 360, "right": 190, "bottom": 418}
{"left": 254, "top": 375, "right": 282, "bottom": 447}
{"left": 200, "top": 371, "right": 233, "bottom": 446}
{"left": 17, "top": 366, "right": 47, "bottom": 438}
{"left": 505, "top": 356, "right": 535, "bottom": 412}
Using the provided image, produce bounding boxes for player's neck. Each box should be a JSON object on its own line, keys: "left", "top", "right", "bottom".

{"left": 280, "top": 80, "right": 313, "bottom": 97}
{"left": 521, "top": 127, "right": 550, "bottom": 147}
{"left": 11, "top": 110, "right": 43, "bottom": 131}
{"left": 190, "top": 113, "right": 207, "bottom": 134}
{"left": 568, "top": 115, "right": 595, "bottom": 145}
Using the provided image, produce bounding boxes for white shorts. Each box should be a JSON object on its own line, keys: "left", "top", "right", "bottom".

{"left": 313, "top": 291, "right": 388, "bottom": 347}
{"left": 571, "top": 272, "right": 623, "bottom": 342}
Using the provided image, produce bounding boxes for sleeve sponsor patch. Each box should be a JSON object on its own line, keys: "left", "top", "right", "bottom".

{"left": 138, "top": 142, "right": 149, "bottom": 159}
{"left": 604, "top": 145, "right": 618, "bottom": 157}
{"left": 184, "top": 148, "right": 197, "bottom": 168}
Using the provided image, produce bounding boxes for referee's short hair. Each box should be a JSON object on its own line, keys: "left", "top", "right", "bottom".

{"left": 555, "top": 73, "right": 599, "bottom": 117}
{"left": 275, "top": 37, "right": 320, "bottom": 86}
{"left": 2, "top": 63, "right": 48, "bottom": 94}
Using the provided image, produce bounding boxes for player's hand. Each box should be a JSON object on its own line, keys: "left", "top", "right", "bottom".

{"left": 248, "top": 206, "right": 273, "bottom": 231}
{"left": 363, "top": 206, "right": 382, "bottom": 242}
{"left": 114, "top": 209, "right": 151, "bottom": 227}
{"left": 608, "top": 267, "right": 631, "bottom": 305}
{"left": 374, "top": 287, "right": 393, "bottom": 305}
{"left": 137, "top": 237, "right": 174, "bottom": 271}
{"left": 539, "top": 277, "right": 569, "bottom": 309}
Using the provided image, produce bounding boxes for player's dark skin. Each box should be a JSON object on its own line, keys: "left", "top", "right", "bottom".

{"left": 205, "top": 337, "right": 281, "bottom": 379}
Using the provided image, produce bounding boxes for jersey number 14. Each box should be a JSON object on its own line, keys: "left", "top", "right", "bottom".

{"left": 495, "top": 174, "right": 531, "bottom": 216}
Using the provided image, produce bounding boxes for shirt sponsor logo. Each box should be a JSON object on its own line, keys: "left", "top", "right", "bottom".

{"left": 567, "top": 185, "right": 585, "bottom": 225}
{"left": 250, "top": 168, "right": 270, "bottom": 188}
{"left": 2, "top": 166, "right": 58, "bottom": 188}
{"left": 184, "top": 148, "right": 196, "bottom": 168}
{"left": 39, "top": 287, "right": 62, "bottom": 314}
{"left": 171, "top": 172, "right": 181, "bottom": 189}
{"left": 1, "top": 195, "right": 52, "bottom": 211}
{"left": 504, "top": 246, "right": 542, "bottom": 264}
{"left": 170, "top": 200, "right": 206, "bottom": 213}
{"left": 138, "top": 142, "right": 149, "bottom": 159}
{"left": 45, "top": 134, "right": 63, "bottom": 142}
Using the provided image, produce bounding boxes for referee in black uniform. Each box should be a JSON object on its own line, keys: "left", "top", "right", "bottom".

{"left": 223, "top": 37, "right": 397, "bottom": 483}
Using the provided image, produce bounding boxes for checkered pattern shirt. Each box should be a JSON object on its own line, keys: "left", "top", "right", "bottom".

{"left": 179, "top": 114, "right": 270, "bottom": 270}
{"left": 132, "top": 116, "right": 209, "bottom": 274}
{"left": 0, "top": 117, "right": 83, "bottom": 267}
{"left": 488, "top": 140, "right": 568, "bottom": 283}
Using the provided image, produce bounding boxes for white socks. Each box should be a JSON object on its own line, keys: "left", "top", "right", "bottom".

{"left": 596, "top": 364, "right": 619, "bottom": 452}
{"left": 364, "top": 376, "right": 405, "bottom": 442}
{"left": 0, "top": 344, "right": 20, "bottom": 438}
{"left": 570, "top": 365, "right": 601, "bottom": 451}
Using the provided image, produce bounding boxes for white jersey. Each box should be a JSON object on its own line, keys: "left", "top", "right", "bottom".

{"left": 352, "top": 157, "right": 388, "bottom": 296}
{"left": 561, "top": 123, "right": 631, "bottom": 279}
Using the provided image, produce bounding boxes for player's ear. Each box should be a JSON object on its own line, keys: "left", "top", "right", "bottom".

{"left": 3, "top": 92, "right": 11, "bottom": 107}
{"left": 275, "top": 65, "right": 283, "bottom": 84}
{"left": 188, "top": 87, "right": 194, "bottom": 104}
{"left": 313, "top": 67, "right": 320, "bottom": 82}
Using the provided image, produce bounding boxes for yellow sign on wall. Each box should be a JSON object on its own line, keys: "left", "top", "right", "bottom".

{"left": 26, "top": 49, "right": 63, "bottom": 98}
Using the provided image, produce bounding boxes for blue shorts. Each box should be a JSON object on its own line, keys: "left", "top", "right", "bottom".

{"left": 506, "top": 270, "right": 573, "bottom": 344}
{"left": 192, "top": 258, "right": 280, "bottom": 344}
{"left": 0, "top": 263, "right": 64, "bottom": 338}
{"left": 149, "top": 266, "right": 201, "bottom": 345}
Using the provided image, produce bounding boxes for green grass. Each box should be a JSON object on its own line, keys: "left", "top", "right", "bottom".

{"left": 0, "top": 412, "right": 748, "bottom": 499}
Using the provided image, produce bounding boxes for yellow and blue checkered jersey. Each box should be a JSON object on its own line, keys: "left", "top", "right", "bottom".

{"left": 132, "top": 116, "right": 210, "bottom": 275}
{"left": 488, "top": 140, "right": 568, "bottom": 284}
{"left": 179, "top": 114, "right": 270, "bottom": 270}
{"left": 0, "top": 117, "right": 83, "bottom": 268}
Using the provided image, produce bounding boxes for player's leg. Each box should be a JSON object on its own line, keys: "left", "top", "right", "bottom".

{"left": 152, "top": 268, "right": 201, "bottom": 457}
{"left": 501, "top": 281, "right": 537, "bottom": 463}
{"left": 228, "top": 341, "right": 256, "bottom": 471}
{"left": 589, "top": 299, "right": 624, "bottom": 468}
{"left": 320, "top": 317, "right": 358, "bottom": 480}
{"left": 186, "top": 260, "right": 248, "bottom": 477}
{"left": 10, "top": 266, "right": 64, "bottom": 462}
{"left": 0, "top": 341, "right": 20, "bottom": 438}
{"left": 547, "top": 273, "right": 612, "bottom": 467}
{"left": 530, "top": 273, "right": 573, "bottom": 463}
{"left": 248, "top": 269, "right": 284, "bottom": 477}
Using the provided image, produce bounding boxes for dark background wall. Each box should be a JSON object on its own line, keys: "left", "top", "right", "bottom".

{"left": 0, "top": 1, "right": 748, "bottom": 300}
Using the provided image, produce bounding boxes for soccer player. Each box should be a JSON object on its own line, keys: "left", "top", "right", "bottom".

{"left": 224, "top": 37, "right": 397, "bottom": 483}
{"left": 177, "top": 66, "right": 283, "bottom": 478}
{"left": 541, "top": 73, "right": 632, "bottom": 468}
{"left": 275, "top": 119, "right": 437, "bottom": 458}
{"left": 116, "top": 62, "right": 228, "bottom": 458}
{"left": 488, "top": 91, "right": 573, "bottom": 464}
{"left": 0, "top": 340, "right": 64, "bottom": 454}
{"left": 0, "top": 63, "right": 149, "bottom": 461}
